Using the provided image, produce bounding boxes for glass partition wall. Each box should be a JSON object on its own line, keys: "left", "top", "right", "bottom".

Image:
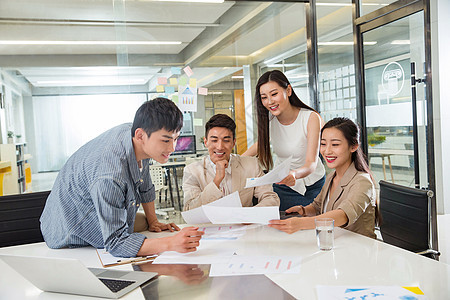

{"left": 0, "top": 0, "right": 319, "bottom": 194}
{"left": 0, "top": 0, "right": 435, "bottom": 197}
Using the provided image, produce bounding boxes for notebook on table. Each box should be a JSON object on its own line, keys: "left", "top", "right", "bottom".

{"left": 0, "top": 254, "right": 157, "bottom": 299}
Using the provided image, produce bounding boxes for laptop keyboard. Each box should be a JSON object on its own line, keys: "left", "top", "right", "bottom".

{"left": 99, "top": 278, "right": 136, "bottom": 293}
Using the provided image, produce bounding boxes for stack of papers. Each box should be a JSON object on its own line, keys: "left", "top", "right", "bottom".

{"left": 181, "top": 192, "right": 279, "bottom": 225}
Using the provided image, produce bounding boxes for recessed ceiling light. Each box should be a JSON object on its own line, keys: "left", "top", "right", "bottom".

{"left": 391, "top": 40, "right": 410, "bottom": 45}
{"left": 231, "top": 76, "right": 244, "bottom": 79}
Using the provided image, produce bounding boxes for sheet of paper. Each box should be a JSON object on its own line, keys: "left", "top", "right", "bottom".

{"left": 169, "top": 77, "right": 178, "bottom": 85}
{"left": 245, "top": 156, "right": 292, "bottom": 188}
{"left": 157, "top": 77, "right": 167, "bottom": 84}
{"left": 202, "top": 206, "right": 279, "bottom": 225}
{"left": 316, "top": 286, "right": 427, "bottom": 300}
{"left": 207, "top": 191, "right": 242, "bottom": 207}
{"left": 165, "top": 86, "right": 175, "bottom": 94}
{"left": 198, "top": 87, "right": 208, "bottom": 95}
{"left": 153, "top": 242, "right": 235, "bottom": 264}
{"left": 181, "top": 192, "right": 242, "bottom": 224}
{"left": 95, "top": 249, "right": 156, "bottom": 267}
{"left": 199, "top": 225, "right": 247, "bottom": 240}
{"left": 183, "top": 66, "right": 194, "bottom": 77}
{"left": 193, "top": 118, "right": 203, "bottom": 126}
{"left": 156, "top": 85, "right": 165, "bottom": 93}
{"left": 209, "top": 255, "right": 301, "bottom": 277}
{"left": 181, "top": 205, "right": 210, "bottom": 224}
{"left": 171, "top": 67, "right": 181, "bottom": 75}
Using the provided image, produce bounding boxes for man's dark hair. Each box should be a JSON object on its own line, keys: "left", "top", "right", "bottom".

{"left": 205, "top": 114, "right": 236, "bottom": 139}
{"left": 132, "top": 97, "right": 183, "bottom": 137}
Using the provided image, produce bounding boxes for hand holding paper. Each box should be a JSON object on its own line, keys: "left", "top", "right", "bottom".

{"left": 181, "top": 192, "right": 280, "bottom": 225}
{"left": 245, "top": 156, "right": 292, "bottom": 188}
{"left": 181, "top": 192, "right": 242, "bottom": 224}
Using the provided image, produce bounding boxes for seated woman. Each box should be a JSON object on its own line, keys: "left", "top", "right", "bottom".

{"left": 269, "top": 117, "right": 377, "bottom": 238}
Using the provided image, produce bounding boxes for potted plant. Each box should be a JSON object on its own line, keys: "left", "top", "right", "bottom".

{"left": 15, "top": 134, "right": 22, "bottom": 143}
{"left": 7, "top": 131, "right": 14, "bottom": 144}
{"left": 368, "top": 134, "right": 386, "bottom": 147}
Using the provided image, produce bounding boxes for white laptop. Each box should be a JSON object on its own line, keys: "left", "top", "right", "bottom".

{"left": 0, "top": 254, "right": 157, "bottom": 299}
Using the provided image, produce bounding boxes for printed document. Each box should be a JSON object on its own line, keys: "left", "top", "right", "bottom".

{"left": 209, "top": 255, "right": 302, "bottom": 277}
{"left": 202, "top": 206, "right": 279, "bottom": 225}
{"left": 245, "top": 156, "right": 292, "bottom": 188}
{"left": 316, "top": 286, "right": 427, "bottom": 300}
{"left": 181, "top": 192, "right": 242, "bottom": 224}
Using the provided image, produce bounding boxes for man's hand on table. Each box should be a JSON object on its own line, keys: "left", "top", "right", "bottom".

{"left": 149, "top": 220, "right": 180, "bottom": 232}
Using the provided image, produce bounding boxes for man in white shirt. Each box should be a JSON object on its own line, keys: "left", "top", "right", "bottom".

{"left": 182, "top": 114, "right": 279, "bottom": 211}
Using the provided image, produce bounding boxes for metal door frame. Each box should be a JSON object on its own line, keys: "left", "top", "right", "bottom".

{"left": 352, "top": 0, "right": 438, "bottom": 258}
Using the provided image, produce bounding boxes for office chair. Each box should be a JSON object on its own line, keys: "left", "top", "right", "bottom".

{"left": 378, "top": 180, "right": 439, "bottom": 259}
{"left": 149, "top": 165, "right": 174, "bottom": 220}
{"left": 0, "top": 191, "right": 50, "bottom": 247}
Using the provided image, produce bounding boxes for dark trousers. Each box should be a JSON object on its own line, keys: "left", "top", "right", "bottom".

{"left": 274, "top": 176, "right": 325, "bottom": 211}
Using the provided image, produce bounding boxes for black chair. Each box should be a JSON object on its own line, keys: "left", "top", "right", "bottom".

{"left": 378, "top": 180, "right": 439, "bottom": 259}
{"left": 0, "top": 191, "right": 50, "bottom": 248}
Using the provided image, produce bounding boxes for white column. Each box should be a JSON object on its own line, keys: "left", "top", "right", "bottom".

{"left": 243, "top": 65, "right": 254, "bottom": 147}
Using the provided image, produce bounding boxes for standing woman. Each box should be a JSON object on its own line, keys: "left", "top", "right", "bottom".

{"left": 268, "top": 117, "right": 377, "bottom": 238}
{"left": 243, "top": 70, "right": 325, "bottom": 211}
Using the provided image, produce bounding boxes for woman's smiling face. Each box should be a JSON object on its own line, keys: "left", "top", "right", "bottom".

{"left": 259, "top": 81, "right": 292, "bottom": 117}
{"left": 320, "top": 127, "right": 357, "bottom": 172}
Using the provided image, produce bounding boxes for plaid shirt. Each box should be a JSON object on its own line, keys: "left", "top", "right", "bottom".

{"left": 40, "top": 123, "right": 155, "bottom": 257}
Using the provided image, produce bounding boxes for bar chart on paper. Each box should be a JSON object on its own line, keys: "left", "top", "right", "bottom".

{"left": 209, "top": 256, "right": 301, "bottom": 277}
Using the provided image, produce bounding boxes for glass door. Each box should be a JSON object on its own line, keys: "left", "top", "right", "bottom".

{"left": 362, "top": 11, "right": 428, "bottom": 188}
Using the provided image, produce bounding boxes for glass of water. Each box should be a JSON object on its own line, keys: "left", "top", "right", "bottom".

{"left": 315, "top": 218, "right": 334, "bottom": 251}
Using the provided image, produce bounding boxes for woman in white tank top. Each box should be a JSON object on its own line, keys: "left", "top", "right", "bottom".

{"left": 243, "top": 70, "right": 325, "bottom": 211}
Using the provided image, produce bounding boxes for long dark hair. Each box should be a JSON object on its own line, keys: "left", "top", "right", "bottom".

{"left": 321, "top": 117, "right": 373, "bottom": 181}
{"left": 255, "top": 70, "right": 316, "bottom": 170}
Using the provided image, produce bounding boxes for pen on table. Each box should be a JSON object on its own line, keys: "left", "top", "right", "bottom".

{"left": 116, "top": 254, "right": 158, "bottom": 264}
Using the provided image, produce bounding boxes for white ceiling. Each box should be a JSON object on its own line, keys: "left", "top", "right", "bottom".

{"left": 0, "top": 0, "right": 388, "bottom": 90}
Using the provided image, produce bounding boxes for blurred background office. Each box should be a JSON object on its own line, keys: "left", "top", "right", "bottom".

{"left": 0, "top": 0, "right": 448, "bottom": 259}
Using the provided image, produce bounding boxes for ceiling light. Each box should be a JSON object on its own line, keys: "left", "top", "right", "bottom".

{"left": 316, "top": 2, "right": 387, "bottom": 6}
{"left": 318, "top": 41, "right": 377, "bottom": 46}
{"left": 231, "top": 76, "right": 244, "bottom": 79}
{"left": 0, "top": 40, "right": 181, "bottom": 45}
{"left": 316, "top": 3, "right": 351, "bottom": 6}
{"left": 391, "top": 40, "right": 410, "bottom": 45}
{"left": 153, "top": 0, "right": 224, "bottom": 3}
{"left": 266, "top": 63, "right": 303, "bottom": 68}
{"left": 35, "top": 78, "right": 148, "bottom": 86}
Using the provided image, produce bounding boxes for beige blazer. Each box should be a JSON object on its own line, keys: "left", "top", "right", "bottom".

{"left": 312, "top": 163, "right": 376, "bottom": 238}
{"left": 182, "top": 155, "right": 280, "bottom": 211}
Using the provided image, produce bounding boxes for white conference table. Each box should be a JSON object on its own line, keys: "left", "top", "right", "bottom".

{"left": 1, "top": 224, "right": 449, "bottom": 300}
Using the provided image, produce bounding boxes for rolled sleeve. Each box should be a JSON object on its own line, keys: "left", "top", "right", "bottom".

{"left": 139, "top": 184, "right": 156, "bottom": 204}
{"left": 337, "top": 177, "right": 374, "bottom": 227}
{"left": 90, "top": 178, "right": 145, "bottom": 257}
{"left": 183, "top": 167, "right": 223, "bottom": 210}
